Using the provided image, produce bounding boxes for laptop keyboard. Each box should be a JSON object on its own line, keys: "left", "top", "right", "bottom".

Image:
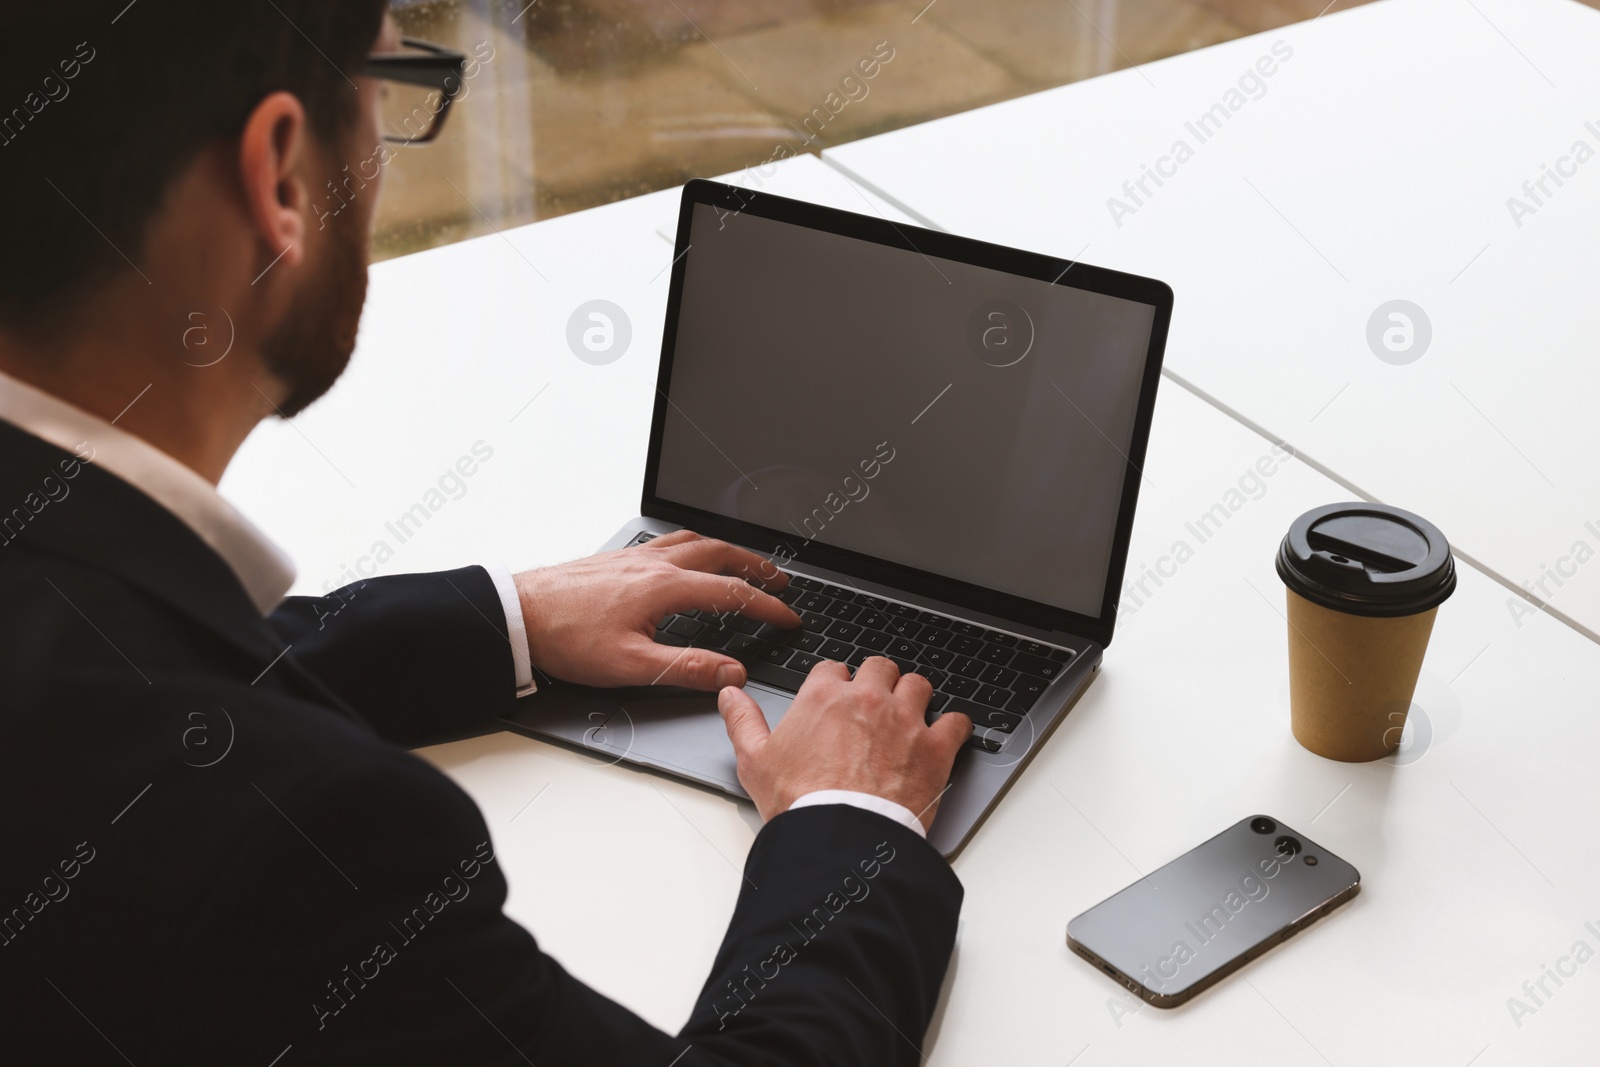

{"left": 633, "top": 532, "right": 1074, "bottom": 753}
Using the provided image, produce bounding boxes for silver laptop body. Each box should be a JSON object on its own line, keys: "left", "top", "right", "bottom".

{"left": 503, "top": 180, "right": 1173, "bottom": 857}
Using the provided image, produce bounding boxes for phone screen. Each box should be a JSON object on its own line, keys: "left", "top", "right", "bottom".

{"left": 1067, "top": 816, "right": 1360, "bottom": 1006}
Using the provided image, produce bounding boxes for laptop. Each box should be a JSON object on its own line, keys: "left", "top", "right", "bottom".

{"left": 503, "top": 179, "right": 1173, "bottom": 857}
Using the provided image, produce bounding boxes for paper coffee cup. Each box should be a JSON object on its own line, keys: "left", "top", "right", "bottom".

{"left": 1276, "top": 503, "right": 1455, "bottom": 762}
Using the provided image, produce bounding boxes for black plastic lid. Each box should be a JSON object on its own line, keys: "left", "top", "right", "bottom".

{"left": 1276, "top": 502, "right": 1455, "bottom": 617}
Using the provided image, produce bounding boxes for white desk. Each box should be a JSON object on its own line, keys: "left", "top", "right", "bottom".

{"left": 423, "top": 379, "right": 1600, "bottom": 1065}
{"left": 823, "top": 0, "right": 1600, "bottom": 645}
{"left": 224, "top": 143, "right": 1600, "bottom": 1062}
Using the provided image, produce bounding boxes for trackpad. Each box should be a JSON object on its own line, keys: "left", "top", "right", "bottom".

{"left": 534, "top": 684, "right": 793, "bottom": 796}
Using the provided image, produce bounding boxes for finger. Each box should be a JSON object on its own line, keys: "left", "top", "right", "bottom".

{"left": 851, "top": 655, "right": 901, "bottom": 691}
{"left": 675, "top": 573, "right": 800, "bottom": 628}
{"left": 663, "top": 537, "right": 790, "bottom": 590}
{"left": 641, "top": 528, "right": 701, "bottom": 549}
{"left": 928, "top": 706, "right": 974, "bottom": 760}
{"left": 718, "top": 684, "right": 771, "bottom": 760}
{"left": 802, "top": 657, "right": 851, "bottom": 687}
{"left": 892, "top": 670, "right": 934, "bottom": 710}
{"left": 629, "top": 636, "right": 748, "bottom": 691}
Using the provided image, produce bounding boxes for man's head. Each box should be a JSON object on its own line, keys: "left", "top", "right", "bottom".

{"left": 0, "top": 1, "right": 392, "bottom": 421}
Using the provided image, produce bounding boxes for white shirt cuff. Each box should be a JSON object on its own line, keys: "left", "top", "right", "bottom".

{"left": 484, "top": 564, "right": 536, "bottom": 697}
{"left": 788, "top": 790, "right": 926, "bottom": 838}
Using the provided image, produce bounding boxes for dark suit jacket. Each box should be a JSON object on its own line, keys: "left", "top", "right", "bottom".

{"left": 0, "top": 418, "right": 962, "bottom": 1065}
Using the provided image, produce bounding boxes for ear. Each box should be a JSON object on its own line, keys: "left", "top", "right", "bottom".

{"left": 238, "top": 91, "right": 312, "bottom": 276}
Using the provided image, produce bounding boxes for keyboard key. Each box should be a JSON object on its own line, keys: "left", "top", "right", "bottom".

{"left": 945, "top": 676, "right": 979, "bottom": 698}
{"left": 885, "top": 618, "right": 922, "bottom": 639}
{"left": 917, "top": 646, "right": 954, "bottom": 670}
{"left": 1048, "top": 647, "right": 1072, "bottom": 663}
{"left": 918, "top": 611, "right": 952, "bottom": 627}
{"left": 819, "top": 639, "right": 854, "bottom": 660}
{"left": 948, "top": 634, "right": 983, "bottom": 656}
{"left": 951, "top": 656, "right": 984, "bottom": 679}
{"left": 1017, "top": 639, "right": 1052, "bottom": 657}
{"left": 942, "top": 698, "right": 981, "bottom": 720}
{"left": 969, "top": 731, "right": 1004, "bottom": 753}
{"left": 951, "top": 621, "right": 985, "bottom": 637}
{"left": 727, "top": 615, "right": 762, "bottom": 635}
{"left": 745, "top": 660, "right": 809, "bottom": 692}
{"left": 921, "top": 669, "right": 948, "bottom": 690}
{"left": 978, "top": 644, "right": 1014, "bottom": 666}
{"left": 976, "top": 707, "right": 1024, "bottom": 733}
{"left": 919, "top": 627, "right": 952, "bottom": 648}
{"left": 826, "top": 620, "right": 863, "bottom": 641}
{"left": 790, "top": 652, "right": 822, "bottom": 673}
{"left": 823, "top": 600, "right": 862, "bottom": 621}
{"left": 791, "top": 576, "right": 824, "bottom": 591}
{"left": 791, "top": 631, "right": 824, "bottom": 652}
{"left": 698, "top": 628, "right": 732, "bottom": 649}
{"left": 654, "top": 632, "right": 690, "bottom": 647}
{"left": 985, "top": 632, "right": 1019, "bottom": 648}
{"left": 887, "top": 638, "right": 919, "bottom": 660}
{"left": 1009, "top": 676, "right": 1048, "bottom": 713}
{"left": 927, "top": 692, "right": 950, "bottom": 714}
{"left": 846, "top": 647, "right": 872, "bottom": 668}
{"left": 857, "top": 630, "right": 891, "bottom": 651}
{"left": 891, "top": 657, "right": 917, "bottom": 675}
{"left": 796, "top": 592, "right": 831, "bottom": 613}
{"left": 1009, "top": 652, "right": 1062, "bottom": 680}
{"left": 776, "top": 585, "right": 805, "bottom": 605}
{"left": 800, "top": 612, "right": 832, "bottom": 633}
{"left": 724, "top": 635, "right": 763, "bottom": 657}
{"left": 855, "top": 594, "right": 888, "bottom": 609}
{"left": 761, "top": 645, "right": 793, "bottom": 666}
{"left": 948, "top": 700, "right": 1022, "bottom": 733}
{"left": 980, "top": 664, "right": 1018, "bottom": 687}
{"left": 857, "top": 609, "right": 890, "bottom": 631}
{"left": 886, "top": 603, "right": 920, "bottom": 619}
{"left": 977, "top": 684, "right": 1011, "bottom": 709}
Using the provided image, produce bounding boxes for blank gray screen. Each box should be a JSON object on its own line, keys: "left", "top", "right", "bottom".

{"left": 655, "top": 202, "right": 1156, "bottom": 618}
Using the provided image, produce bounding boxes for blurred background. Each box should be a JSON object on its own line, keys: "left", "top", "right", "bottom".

{"left": 375, "top": 0, "right": 1596, "bottom": 261}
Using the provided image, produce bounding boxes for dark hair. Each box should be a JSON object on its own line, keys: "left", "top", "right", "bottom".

{"left": 0, "top": 1, "right": 389, "bottom": 331}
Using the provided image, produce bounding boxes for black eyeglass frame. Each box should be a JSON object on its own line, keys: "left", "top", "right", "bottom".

{"left": 362, "top": 37, "right": 468, "bottom": 145}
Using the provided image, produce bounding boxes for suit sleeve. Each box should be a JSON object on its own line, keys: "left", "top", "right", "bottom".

{"left": 267, "top": 566, "right": 516, "bottom": 746}
{"left": 679, "top": 805, "right": 961, "bottom": 1064}
{"left": 149, "top": 737, "right": 961, "bottom": 1067}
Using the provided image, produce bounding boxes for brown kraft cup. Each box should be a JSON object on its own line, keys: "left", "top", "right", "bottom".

{"left": 1276, "top": 503, "right": 1456, "bottom": 762}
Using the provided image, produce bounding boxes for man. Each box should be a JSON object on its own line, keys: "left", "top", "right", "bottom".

{"left": 0, "top": 3, "right": 972, "bottom": 1064}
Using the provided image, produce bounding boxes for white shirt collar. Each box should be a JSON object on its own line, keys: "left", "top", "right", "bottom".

{"left": 0, "top": 368, "right": 295, "bottom": 613}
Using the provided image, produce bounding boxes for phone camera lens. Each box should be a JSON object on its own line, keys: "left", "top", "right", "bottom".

{"left": 1250, "top": 817, "right": 1276, "bottom": 834}
{"left": 1304, "top": 855, "right": 1318, "bottom": 866}
{"left": 1275, "top": 835, "right": 1302, "bottom": 857}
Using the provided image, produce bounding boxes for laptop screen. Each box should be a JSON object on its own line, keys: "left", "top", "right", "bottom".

{"left": 653, "top": 198, "right": 1160, "bottom": 622}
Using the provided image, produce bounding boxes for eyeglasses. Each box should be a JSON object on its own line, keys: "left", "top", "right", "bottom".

{"left": 362, "top": 37, "right": 467, "bottom": 145}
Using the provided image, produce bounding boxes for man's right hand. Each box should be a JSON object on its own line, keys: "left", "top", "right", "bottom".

{"left": 716, "top": 657, "right": 973, "bottom": 833}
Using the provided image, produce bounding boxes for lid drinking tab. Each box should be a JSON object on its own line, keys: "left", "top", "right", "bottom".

{"left": 1276, "top": 502, "right": 1455, "bottom": 617}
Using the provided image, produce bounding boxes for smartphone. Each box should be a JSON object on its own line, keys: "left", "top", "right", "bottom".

{"left": 1066, "top": 815, "right": 1360, "bottom": 1007}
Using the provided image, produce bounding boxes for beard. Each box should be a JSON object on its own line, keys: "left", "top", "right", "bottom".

{"left": 259, "top": 203, "right": 369, "bottom": 418}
